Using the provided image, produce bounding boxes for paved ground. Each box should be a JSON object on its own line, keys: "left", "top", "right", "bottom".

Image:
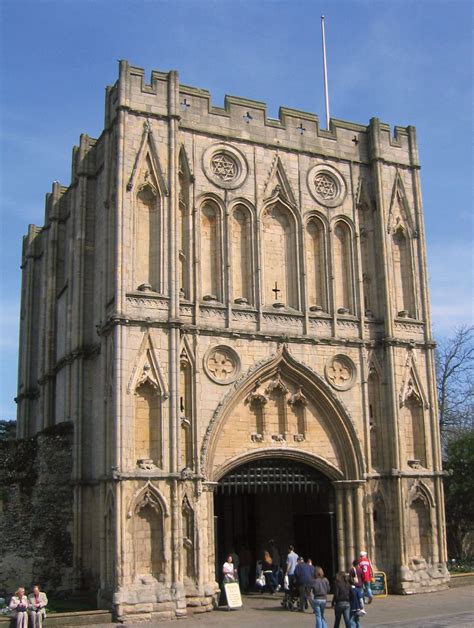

{"left": 93, "top": 585, "right": 474, "bottom": 627}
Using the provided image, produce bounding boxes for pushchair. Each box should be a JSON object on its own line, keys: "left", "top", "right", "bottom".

{"left": 281, "top": 576, "right": 299, "bottom": 610}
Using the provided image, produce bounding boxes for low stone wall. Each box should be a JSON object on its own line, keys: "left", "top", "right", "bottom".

{"left": 449, "top": 572, "right": 474, "bottom": 588}
{"left": 399, "top": 558, "right": 450, "bottom": 594}
{"left": 0, "top": 423, "right": 74, "bottom": 598}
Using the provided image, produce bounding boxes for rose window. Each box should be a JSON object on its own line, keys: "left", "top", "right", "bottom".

{"left": 314, "top": 173, "right": 338, "bottom": 200}
{"left": 210, "top": 152, "right": 238, "bottom": 181}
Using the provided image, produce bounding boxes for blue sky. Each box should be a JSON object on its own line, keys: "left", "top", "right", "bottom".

{"left": 0, "top": 0, "right": 472, "bottom": 420}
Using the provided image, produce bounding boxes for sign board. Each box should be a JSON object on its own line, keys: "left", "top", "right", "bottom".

{"left": 372, "top": 571, "right": 388, "bottom": 597}
{"left": 223, "top": 582, "right": 243, "bottom": 608}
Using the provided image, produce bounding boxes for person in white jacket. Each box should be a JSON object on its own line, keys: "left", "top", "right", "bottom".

{"left": 28, "top": 585, "right": 48, "bottom": 628}
{"left": 9, "top": 587, "right": 28, "bottom": 628}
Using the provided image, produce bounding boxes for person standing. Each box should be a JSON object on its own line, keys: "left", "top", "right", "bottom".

{"left": 28, "top": 584, "right": 48, "bottom": 628}
{"left": 358, "top": 551, "right": 374, "bottom": 604}
{"left": 294, "top": 556, "right": 315, "bottom": 612}
{"left": 311, "top": 565, "right": 330, "bottom": 628}
{"left": 222, "top": 555, "right": 236, "bottom": 582}
{"left": 9, "top": 587, "right": 28, "bottom": 628}
{"left": 262, "top": 550, "right": 277, "bottom": 593}
{"left": 332, "top": 571, "right": 351, "bottom": 628}
{"left": 285, "top": 545, "right": 298, "bottom": 588}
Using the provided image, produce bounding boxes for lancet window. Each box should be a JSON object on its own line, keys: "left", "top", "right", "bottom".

{"left": 392, "top": 227, "right": 415, "bottom": 318}
{"left": 134, "top": 381, "right": 161, "bottom": 467}
{"left": 182, "top": 497, "right": 196, "bottom": 582}
{"left": 333, "top": 221, "right": 354, "bottom": 314}
{"left": 262, "top": 203, "right": 298, "bottom": 309}
{"left": 135, "top": 172, "right": 161, "bottom": 292}
{"left": 230, "top": 204, "right": 253, "bottom": 305}
{"left": 408, "top": 496, "right": 431, "bottom": 561}
{"left": 305, "top": 217, "right": 327, "bottom": 312}
{"left": 358, "top": 204, "right": 378, "bottom": 316}
{"left": 368, "top": 371, "right": 383, "bottom": 469}
{"left": 200, "top": 201, "right": 222, "bottom": 301}
{"left": 180, "top": 352, "right": 193, "bottom": 470}
{"left": 178, "top": 150, "right": 192, "bottom": 299}
{"left": 403, "top": 395, "right": 426, "bottom": 467}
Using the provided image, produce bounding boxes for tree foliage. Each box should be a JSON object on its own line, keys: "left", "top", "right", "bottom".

{"left": 0, "top": 420, "right": 16, "bottom": 441}
{"left": 436, "top": 325, "right": 474, "bottom": 441}
{"left": 443, "top": 431, "right": 474, "bottom": 558}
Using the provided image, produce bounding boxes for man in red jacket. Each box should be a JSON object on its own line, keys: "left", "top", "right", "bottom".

{"left": 358, "top": 551, "right": 374, "bottom": 604}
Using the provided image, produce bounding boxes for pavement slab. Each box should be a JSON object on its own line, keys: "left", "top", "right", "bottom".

{"left": 75, "top": 585, "right": 474, "bottom": 628}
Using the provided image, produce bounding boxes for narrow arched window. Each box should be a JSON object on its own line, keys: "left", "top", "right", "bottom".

{"left": 262, "top": 203, "right": 298, "bottom": 309}
{"left": 392, "top": 227, "right": 415, "bottom": 317}
{"left": 134, "top": 381, "right": 161, "bottom": 466}
{"left": 200, "top": 202, "right": 222, "bottom": 301}
{"left": 403, "top": 396, "right": 426, "bottom": 466}
{"left": 333, "top": 221, "right": 354, "bottom": 314}
{"left": 231, "top": 205, "right": 253, "bottom": 305}
{"left": 178, "top": 151, "right": 192, "bottom": 299}
{"left": 135, "top": 184, "right": 161, "bottom": 291}
{"left": 305, "top": 217, "right": 327, "bottom": 311}
{"left": 408, "top": 497, "right": 431, "bottom": 561}
{"left": 180, "top": 356, "right": 193, "bottom": 469}
{"left": 368, "top": 372, "right": 383, "bottom": 469}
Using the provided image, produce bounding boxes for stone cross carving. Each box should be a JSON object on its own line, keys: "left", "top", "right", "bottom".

{"left": 272, "top": 282, "right": 281, "bottom": 301}
{"left": 207, "top": 350, "right": 235, "bottom": 380}
{"left": 327, "top": 359, "right": 351, "bottom": 386}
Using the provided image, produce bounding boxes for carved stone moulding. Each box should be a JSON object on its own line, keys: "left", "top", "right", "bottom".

{"left": 307, "top": 163, "right": 347, "bottom": 208}
{"left": 126, "top": 295, "right": 169, "bottom": 311}
{"left": 325, "top": 353, "right": 357, "bottom": 391}
{"left": 203, "top": 344, "right": 241, "bottom": 385}
{"left": 202, "top": 142, "right": 248, "bottom": 190}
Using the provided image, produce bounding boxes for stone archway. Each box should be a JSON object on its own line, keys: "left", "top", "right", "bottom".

{"left": 214, "top": 455, "right": 338, "bottom": 586}
{"left": 203, "top": 346, "right": 365, "bottom": 576}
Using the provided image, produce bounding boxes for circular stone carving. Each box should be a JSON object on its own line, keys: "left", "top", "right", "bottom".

{"left": 325, "top": 354, "right": 357, "bottom": 391}
{"left": 307, "top": 164, "right": 347, "bottom": 208}
{"left": 202, "top": 143, "right": 248, "bottom": 189}
{"left": 210, "top": 152, "right": 238, "bottom": 181}
{"left": 203, "top": 345, "right": 241, "bottom": 385}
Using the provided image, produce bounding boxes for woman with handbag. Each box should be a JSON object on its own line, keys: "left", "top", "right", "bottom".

{"left": 9, "top": 587, "right": 29, "bottom": 628}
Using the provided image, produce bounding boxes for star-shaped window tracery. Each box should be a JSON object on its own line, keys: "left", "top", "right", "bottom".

{"left": 314, "top": 173, "right": 338, "bottom": 200}
{"left": 211, "top": 152, "right": 238, "bottom": 181}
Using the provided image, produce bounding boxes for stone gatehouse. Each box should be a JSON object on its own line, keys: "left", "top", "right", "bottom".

{"left": 14, "top": 61, "right": 449, "bottom": 621}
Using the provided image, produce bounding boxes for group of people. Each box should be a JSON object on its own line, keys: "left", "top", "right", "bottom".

{"left": 223, "top": 541, "right": 375, "bottom": 628}
{"left": 287, "top": 549, "right": 374, "bottom": 627}
{"left": 8, "top": 585, "right": 48, "bottom": 628}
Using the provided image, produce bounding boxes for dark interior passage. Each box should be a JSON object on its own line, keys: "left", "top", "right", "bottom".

{"left": 214, "top": 458, "right": 337, "bottom": 585}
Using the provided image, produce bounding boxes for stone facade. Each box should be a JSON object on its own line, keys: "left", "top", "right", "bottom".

{"left": 16, "top": 61, "right": 448, "bottom": 621}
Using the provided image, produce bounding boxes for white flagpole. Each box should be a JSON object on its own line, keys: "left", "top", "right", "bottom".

{"left": 321, "top": 15, "right": 330, "bottom": 130}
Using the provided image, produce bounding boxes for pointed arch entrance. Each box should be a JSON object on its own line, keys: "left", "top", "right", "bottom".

{"left": 214, "top": 455, "right": 338, "bottom": 585}
{"left": 204, "top": 346, "right": 366, "bottom": 585}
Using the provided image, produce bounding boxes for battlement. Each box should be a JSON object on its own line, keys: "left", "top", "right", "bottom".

{"left": 105, "top": 60, "right": 418, "bottom": 167}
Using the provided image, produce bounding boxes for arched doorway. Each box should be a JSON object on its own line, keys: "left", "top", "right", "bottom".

{"left": 214, "top": 457, "right": 337, "bottom": 584}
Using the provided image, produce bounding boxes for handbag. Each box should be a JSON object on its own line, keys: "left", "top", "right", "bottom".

{"left": 256, "top": 574, "right": 266, "bottom": 587}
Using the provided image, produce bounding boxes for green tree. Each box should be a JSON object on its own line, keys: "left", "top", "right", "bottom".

{"left": 0, "top": 419, "right": 17, "bottom": 441}
{"left": 443, "top": 431, "right": 474, "bottom": 559}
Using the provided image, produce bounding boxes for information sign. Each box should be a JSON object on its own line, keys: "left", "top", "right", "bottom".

{"left": 223, "top": 581, "right": 243, "bottom": 609}
{"left": 372, "top": 571, "right": 388, "bottom": 597}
